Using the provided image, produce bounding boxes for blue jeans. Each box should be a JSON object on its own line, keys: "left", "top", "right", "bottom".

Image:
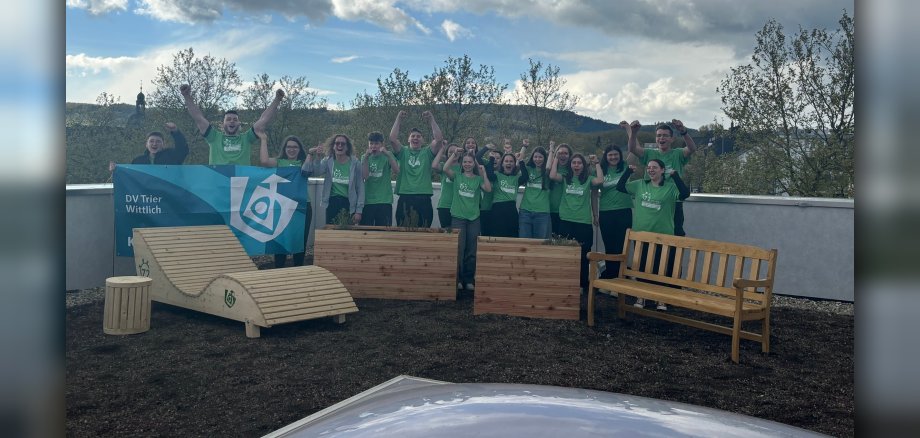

{"left": 518, "top": 209, "right": 550, "bottom": 239}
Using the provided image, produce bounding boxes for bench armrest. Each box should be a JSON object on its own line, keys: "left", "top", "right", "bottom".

{"left": 732, "top": 278, "right": 772, "bottom": 289}
{"left": 587, "top": 252, "right": 626, "bottom": 262}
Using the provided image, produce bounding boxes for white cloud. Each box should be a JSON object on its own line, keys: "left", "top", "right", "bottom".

{"left": 441, "top": 19, "right": 472, "bottom": 42}
{"left": 331, "top": 55, "right": 359, "bottom": 64}
{"left": 66, "top": 28, "right": 290, "bottom": 104}
{"left": 66, "top": 0, "right": 128, "bottom": 15}
{"left": 331, "top": 0, "right": 429, "bottom": 34}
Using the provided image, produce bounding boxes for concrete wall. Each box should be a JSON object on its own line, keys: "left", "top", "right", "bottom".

{"left": 66, "top": 184, "right": 853, "bottom": 301}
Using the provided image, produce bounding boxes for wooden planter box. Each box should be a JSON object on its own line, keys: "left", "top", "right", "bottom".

{"left": 313, "top": 226, "right": 459, "bottom": 301}
{"left": 473, "top": 236, "right": 581, "bottom": 320}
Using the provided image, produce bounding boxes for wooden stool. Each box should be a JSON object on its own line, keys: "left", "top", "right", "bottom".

{"left": 104, "top": 276, "right": 152, "bottom": 335}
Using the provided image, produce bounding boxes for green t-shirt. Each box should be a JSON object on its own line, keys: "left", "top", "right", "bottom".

{"left": 277, "top": 159, "right": 302, "bottom": 167}
{"left": 625, "top": 179, "right": 681, "bottom": 235}
{"left": 364, "top": 153, "right": 394, "bottom": 205}
{"left": 641, "top": 148, "right": 689, "bottom": 179}
{"left": 520, "top": 166, "right": 549, "bottom": 213}
{"left": 437, "top": 163, "right": 461, "bottom": 208}
{"left": 599, "top": 168, "right": 632, "bottom": 211}
{"left": 450, "top": 173, "right": 483, "bottom": 221}
{"left": 558, "top": 177, "right": 594, "bottom": 225}
{"left": 549, "top": 167, "right": 570, "bottom": 213}
{"left": 203, "top": 126, "right": 256, "bottom": 165}
{"left": 493, "top": 173, "right": 519, "bottom": 203}
{"left": 394, "top": 145, "right": 435, "bottom": 195}
{"left": 331, "top": 161, "right": 350, "bottom": 198}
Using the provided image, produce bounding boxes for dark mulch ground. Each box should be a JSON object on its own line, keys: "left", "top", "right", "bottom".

{"left": 66, "top": 275, "right": 853, "bottom": 437}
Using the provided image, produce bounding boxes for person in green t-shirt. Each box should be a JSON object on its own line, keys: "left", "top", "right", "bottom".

{"left": 596, "top": 145, "right": 632, "bottom": 279}
{"left": 518, "top": 146, "right": 551, "bottom": 238}
{"left": 432, "top": 142, "right": 461, "bottom": 229}
{"left": 476, "top": 145, "right": 502, "bottom": 236}
{"left": 255, "top": 129, "right": 312, "bottom": 268}
{"left": 550, "top": 152, "right": 605, "bottom": 292}
{"left": 181, "top": 84, "right": 284, "bottom": 165}
{"left": 304, "top": 134, "right": 365, "bottom": 226}
{"left": 360, "top": 131, "right": 400, "bottom": 226}
{"left": 546, "top": 141, "right": 572, "bottom": 236}
{"left": 388, "top": 110, "right": 444, "bottom": 228}
{"left": 616, "top": 158, "right": 691, "bottom": 310}
{"left": 491, "top": 152, "right": 524, "bottom": 238}
{"left": 623, "top": 119, "right": 697, "bottom": 236}
{"left": 443, "top": 150, "right": 492, "bottom": 293}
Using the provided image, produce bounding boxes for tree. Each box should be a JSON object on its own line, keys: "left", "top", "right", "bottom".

{"left": 148, "top": 47, "right": 242, "bottom": 115}
{"left": 514, "top": 58, "right": 580, "bottom": 147}
{"left": 718, "top": 11, "right": 854, "bottom": 197}
{"left": 418, "top": 55, "right": 508, "bottom": 143}
{"left": 241, "top": 73, "right": 328, "bottom": 149}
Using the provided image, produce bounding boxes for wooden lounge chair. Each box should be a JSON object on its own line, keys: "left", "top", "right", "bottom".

{"left": 132, "top": 225, "right": 358, "bottom": 337}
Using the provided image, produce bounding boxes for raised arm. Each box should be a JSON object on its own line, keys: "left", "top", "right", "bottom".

{"left": 423, "top": 111, "right": 444, "bottom": 154}
{"left": 256, "top": 127, "right": 277, "bottom": 167}
{"left": 252, "top": 89, "right": 285, "bottom": 133}
{"left": 431, "top": 141, "right": 447, "bottom": 173}
{"left": 671, "top": 119, "right": 697, "bottom": 157}
{"left": 616, "top": 165, "right": 635, "bottom": 194}
{"left": 442, "top": 149, "right": 460, "bottom": 179}
{"left": 621, "top": 120, "right": 644, "bottom": 158}
{"left": 479, "top": 164, "right": 493, "bottom": 193}
{"left": 670, "top": 170, "right": 691, "bottom": 200}
{"left": 548, "top": 153, "right": 563, "bottom": 182}
{"left": 361, "top": 149, "right": 371, "bottom": 180}
{"left": 588, "top": 155, "right": 604, "bottom": 186}
{"left": 388, "top": 110, "right": 407, "bottom": 153}
{"left": 517, "top": 160, "right": 529, "bottom": 185}
{"left": 166, "top": 122, "right": 188, "bottom": 163}
{"left": 180, "top": 84, "right": 211, "bottom": 135}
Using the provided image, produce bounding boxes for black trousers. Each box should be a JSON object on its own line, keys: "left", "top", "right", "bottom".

{"left": 550, "top": 212, "right": 562, "bottom": 237}
{"left": 490, "top": 201, "right": 519, "bottom": 238}
{"left": 274, "top": 204, "right": 313, "bottom": 268}
{"left": 395, "top": 194, "right": 433, "bottom": 228}
{"left": 674, "top": 201, "right": 686, "bottom": 236}
{"left": 480, "top": 209, "right": 493, "bottom": 236}
{"left": 559, "top": 220, "right": 594, "bottom": 288}
{"left": 361, "top": 203, "right": 392, "bottom": 226}
{"left": 437, "top": 207, "right": 452, "bottom": 229}
{"left": 325, "top": 195, "right": 350, "bottom": 225}
{"left": 598, "top": 209, "right": 632, "bottom": 278}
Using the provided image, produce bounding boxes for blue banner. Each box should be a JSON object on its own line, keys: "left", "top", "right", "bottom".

{"left": 114, "top": 165, "right": 308, "bottom": 257}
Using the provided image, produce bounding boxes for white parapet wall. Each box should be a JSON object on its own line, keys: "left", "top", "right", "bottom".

{"left": 66, "top": 183, "right": 853, "bottom": 301}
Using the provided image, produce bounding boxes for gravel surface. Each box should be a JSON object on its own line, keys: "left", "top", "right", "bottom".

{"left": 66, "top": 268, "right": 853, "bottom": 437}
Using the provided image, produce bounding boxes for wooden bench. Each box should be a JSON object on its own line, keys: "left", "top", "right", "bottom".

{"left": 587, "top": 230, "right": 778, "bottom": 363}
{"left": 132, "top": 225, "right": 358, "bottom": 337}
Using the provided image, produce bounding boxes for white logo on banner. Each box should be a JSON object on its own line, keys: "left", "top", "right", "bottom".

{"left": 230, "top": 174, "right": 297, "bottom": 243}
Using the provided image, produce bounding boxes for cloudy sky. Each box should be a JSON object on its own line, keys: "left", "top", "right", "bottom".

{"left": 66, "top": 0, "right": 853, "bottom": 128}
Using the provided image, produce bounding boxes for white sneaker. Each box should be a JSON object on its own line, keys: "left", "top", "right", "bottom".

{"left": 457, "top": 282, "right": 463, "bottom": 290}
{"left": 633, "top": 298, "right": 645, "bottom": 308}
{"left": 656, "top": 303, "right": 668, "bottom": 311}
{"left": 465, "top": 283, "right": 475, "bottom": 291}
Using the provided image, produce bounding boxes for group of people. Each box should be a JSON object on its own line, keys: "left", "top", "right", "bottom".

{"left": 121, "top": 84, "right": 697, "bottom": 304}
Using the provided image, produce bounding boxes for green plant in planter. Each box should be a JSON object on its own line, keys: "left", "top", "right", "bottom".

{"left": 401, "top": 206, "right": 421, "bottom": 231}
{"left": 542, "top": 233, "right": 580, "bottom": 246}
{"left": 331, "top": 209, "right": 353, "bottom": 230}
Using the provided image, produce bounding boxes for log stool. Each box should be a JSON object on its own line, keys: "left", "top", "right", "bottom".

{"left": 103, "top": 276, "right": 152, "bottom": 335}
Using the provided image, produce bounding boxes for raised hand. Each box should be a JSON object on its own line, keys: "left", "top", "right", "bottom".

{"left": 628, "top": 164, "right": 637, "bottom": 172}
{"left": 421, "top": 110, "right": 432, "bottom": 121}
{"left": 179, "top": 84, "right": 191, "bottom": 98}
{"left": 522, "top": 138, "right": 530, "bottom": 147}
{"left": 275, "top": 89, "right": 285, "bottom": 100}
{"left": 397, "top": 110, "right": 408, "bottom": 121}
{"left": 549, "top": 140, "right": 556, "bottom": 151}
{"left": 164, "top": 122, "right": 177, "bottom": 132}
{"left": 588, "top": 154, "right": 598, "bottom": 165}
{"left": 671, "top": 119, "right": 685, "bottom": 132}
{"left": 630, "top": 120, "right": 641, "bottom": 134}
{"left": 108, "top": 160, "right": 116, "bottom": 172}
{"left": 619, "top": 120, "right": 630, "bottom": 130}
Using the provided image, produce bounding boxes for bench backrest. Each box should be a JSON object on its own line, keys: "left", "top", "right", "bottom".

{"left": 133, "top": 225, "right": 257, "bottom": 294}
{"left": 620, "top": 230, "right": 778, "bottom": 304}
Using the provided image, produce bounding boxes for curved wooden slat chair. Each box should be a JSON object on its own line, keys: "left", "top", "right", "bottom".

{"left": 132, "top": 225, "right": 358, "bottom": 337}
